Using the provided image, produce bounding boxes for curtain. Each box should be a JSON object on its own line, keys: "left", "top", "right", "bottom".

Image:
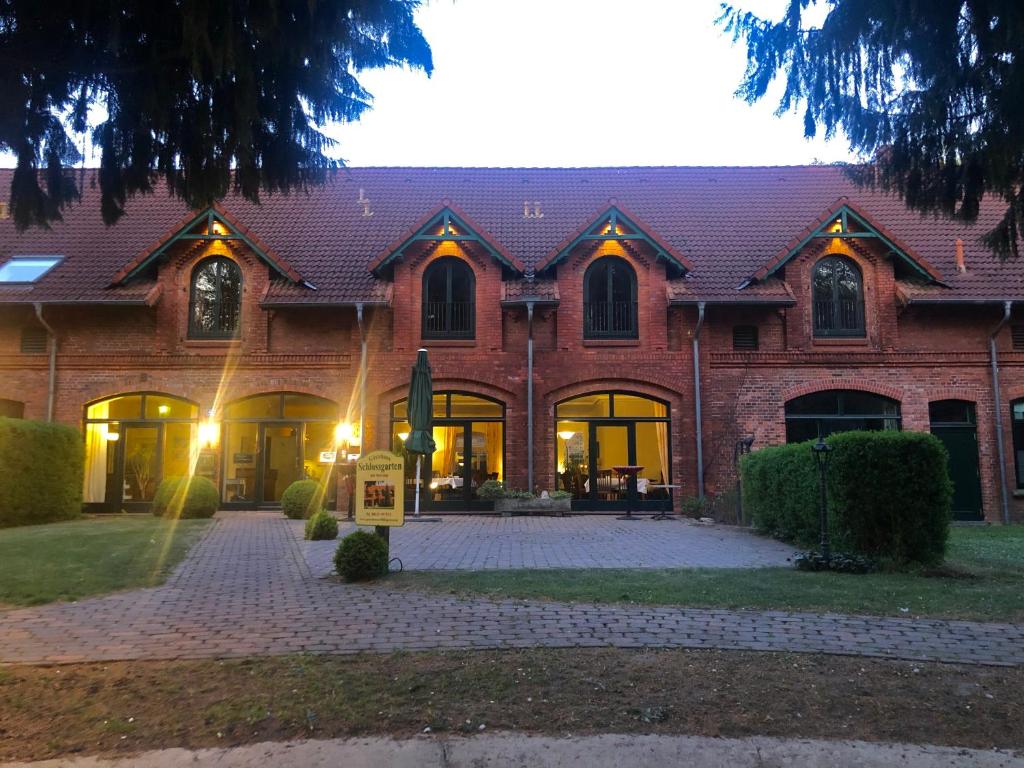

{"left": 654, "top": 420, "right": 669, "bottom": 485}
{"left": 435, "top": 426, "right": 458, "bottom": 477}
{"left": 83, "top": 402, "right": 109, "bottom": 502}
{"left": 479, "top": 422, "right": 504, "bottom": 482}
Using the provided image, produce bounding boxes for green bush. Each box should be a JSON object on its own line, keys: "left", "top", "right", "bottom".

{"left": 476, "top": 479, "right": 505, "bottom": 500}
{"left": 281, "top": 479, "right": 325, "bottom": 519}
{"left": 0, "top": 417, "right": 83, "bottom": 527}
{"left": 547, "top": 490, "right": 572, "bottom": 500}
{"left": 334, "top": 530, "right": 389, "bottom": 581}
{"left": 740, "top": 441, "right": 820, "bottom": 545}
{"left": 679, "top": 495, "right": 706, "bottom": 519}
{"left": 305, "top": 509, "right": 339, "bottom": 541}
{"left": 740, "top": 431, "right": 952, "bottom": 565}
{"left": 827, "top": 431, "right": 952, "bottom": 566}
{"left": 152, "top": 476, "right": 220, "bottom": 519}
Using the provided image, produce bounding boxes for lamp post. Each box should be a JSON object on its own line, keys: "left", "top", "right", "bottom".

{"left": 733, "top": 436, "right": 754, "bottom": 525}
{"left": 811, "top": 437, "right": 833, "bottom": 562}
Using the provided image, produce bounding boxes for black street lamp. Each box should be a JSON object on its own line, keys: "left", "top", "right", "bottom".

{"left": 811, "top": 437, "right": 834, "bottom": 562}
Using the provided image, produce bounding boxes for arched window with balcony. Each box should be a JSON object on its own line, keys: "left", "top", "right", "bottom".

{"left": 422, "top": 257, "right": 475, "bottom": 339}
{"left": 189, "top": 256, "right": 242, "bottom": 339}
{"left": 584, "top": 256, "right": 637, "bottom": 339}
{"left": 812, "top": 255, "right": 865, "bottom": 337}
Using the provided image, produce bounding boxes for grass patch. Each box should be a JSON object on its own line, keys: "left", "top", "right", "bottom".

{"left": 0, "top": 515, "right": 210, "bottom": 607}
{"left": 0, "top": 649, "right": 1021, "bottom": 761}
{"left": 387, "top": 526, "right": 1024, "bottom": 622}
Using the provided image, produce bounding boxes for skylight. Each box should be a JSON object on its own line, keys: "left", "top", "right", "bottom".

{"left": 0, "top": 256, "right": 62, "bottom": 283}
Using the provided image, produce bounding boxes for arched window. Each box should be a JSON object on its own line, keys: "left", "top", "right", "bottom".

{"left": 584, "top": 256, "right": 637, "bottom": 338}
{"left": 812, "top": 256, "right": 864, "bottom": 337}
{"left": 785, "top": 390, "right": 900, "bottom": 442}
{"left": 189, "top": 257, "right": 242, "bottom": 339}
{"left": 422, "top": 258, "right": 475, "bottom": 339}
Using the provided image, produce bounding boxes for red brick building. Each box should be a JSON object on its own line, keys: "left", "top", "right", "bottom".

{"left": 1, "top": 166, "right": 1022, "bottom": 522}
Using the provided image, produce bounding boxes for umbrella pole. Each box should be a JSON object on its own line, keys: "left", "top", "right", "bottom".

{"left": 415, "top": 455, "right": 422, "bottom": 518}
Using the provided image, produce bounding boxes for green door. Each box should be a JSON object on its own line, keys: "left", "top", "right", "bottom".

{"left": 929, "top": 401, "right": 982, "bottom": 521}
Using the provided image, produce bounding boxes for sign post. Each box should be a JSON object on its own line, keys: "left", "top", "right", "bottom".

{"left": 354, "top": 450, "right": 405, "bottom": 549}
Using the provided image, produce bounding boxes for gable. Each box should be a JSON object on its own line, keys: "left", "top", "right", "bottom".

{"left": 111, "top": 204, "right": 306, "bottom": 286}
{"left": 537, "top": 203, "right": 693, "bottom": 275}
{"left": 749, "top": 199, "right": 943, "bottom": 285}
{"left": 370, "top": 202, "right": 524, "bottom": 278}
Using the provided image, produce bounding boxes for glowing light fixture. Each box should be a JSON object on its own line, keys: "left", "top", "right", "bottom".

{"left": 397, "top": 431, "right": 410, "bottom": 442}
{"left": 157, "top": 404, "right": 170, "bottom": 416}
{"left": 198, "top": 420, "right": 219, "bottom": 448}
{"left": 105, "top": 431, "right": 120, "bottom": 442}
{"left": 335, "top": 421, "right": 355, "bottom": 445}
{"left": 557, "top": 430, "right": 576, "bottom": 441}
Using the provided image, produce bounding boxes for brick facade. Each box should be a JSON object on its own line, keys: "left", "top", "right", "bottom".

{"left": 2, "top": 168, "right": 1023, "bottom": 522}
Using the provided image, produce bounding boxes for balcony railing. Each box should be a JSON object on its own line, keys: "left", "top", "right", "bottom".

{"left": 584, "top": 301, "right": 638, "bottom": 338}
{"left": 813, "top": 299, "right": 864, "bottom": 337}
{"left": 423, "top": 301, "right": 475, "bottom": 338}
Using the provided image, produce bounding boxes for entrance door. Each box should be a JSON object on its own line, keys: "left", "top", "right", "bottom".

{"left": 260, "top": 423, "right": 302, "bottom": 504}
{"left": 588, "top": 422, "right": 635, "bottom": 510}
{"left": 929, "top": 401, "right": 983, "bottom": 521}
{"left": 118, "top": 424, "right": 161, "bottom": 510}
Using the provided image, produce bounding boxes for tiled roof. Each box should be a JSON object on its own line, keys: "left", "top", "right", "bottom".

{"left": 501, "top": 278, "right": 560, "bottom": 303}
{"left": 0, "top": 166, "right": 1019, "bottom": 305}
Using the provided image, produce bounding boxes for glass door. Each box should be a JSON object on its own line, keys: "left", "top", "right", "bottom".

{"left": 120, "top": 424, "right": 161, "bottom": 509}
{"left": 260, "top": 423, "right": 302, "bottom": 504}
{"left": 589, "top": 422, "right": 634, "bottom": 510}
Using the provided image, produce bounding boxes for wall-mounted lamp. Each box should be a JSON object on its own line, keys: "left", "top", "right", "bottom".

{"left": 557, "top": 430, "right": 576, "bottom": 441}
{"left": 105, "top": 431, "right": 120, "bottom": 442}
{"left": 198, "top": 420, "right": 219, "bottom": 449}
{"left": 398, "top": 431, "right": 410, "bottom": 442}
{"left": 157, "top": 404, "right": 170, "bottom": 416}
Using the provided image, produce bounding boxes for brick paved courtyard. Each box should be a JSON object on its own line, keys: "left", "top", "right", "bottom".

{"left": 1, "top": 512, "right": 1022, "bottom": 666}
{"left": 298, "top": 515, "right": 796, "bottom": 573}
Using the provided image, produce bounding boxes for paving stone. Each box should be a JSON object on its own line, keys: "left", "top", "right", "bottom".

{"left": 0, "top": 512, "right": 1022, "bottom": 667}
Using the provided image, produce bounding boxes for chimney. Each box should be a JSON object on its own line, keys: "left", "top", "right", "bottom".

{"left": 358, "top": 188, "right": 373, "bottom": 217}
{"left": 955, "top": 238, "right": 966, "bottom": 273}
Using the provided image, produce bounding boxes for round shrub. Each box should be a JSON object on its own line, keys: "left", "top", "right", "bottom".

{"left": 281, "top": 479, "right": 325, "bottom": 520}
{"left": 152, "top": 476, "right": 220, "bottom": 519}
{"left": 476, "top": 479, "right": 505, "bottom": 500}
{"left": 334, "top": 530, "right": 389, "bottom": 581}
{"left": 305, "top": 509, "right": 339, "bottom": 541}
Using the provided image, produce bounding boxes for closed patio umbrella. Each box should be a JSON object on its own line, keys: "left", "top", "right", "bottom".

{"left": 404, "top": 348, "right": 436, "bottom": 519}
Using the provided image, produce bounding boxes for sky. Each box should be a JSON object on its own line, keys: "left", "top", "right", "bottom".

{"left": 325, "top": 0, "right": 855, "bottom": 167}
{"left": 2, "top": 0, "right": 855, "bottom": 170}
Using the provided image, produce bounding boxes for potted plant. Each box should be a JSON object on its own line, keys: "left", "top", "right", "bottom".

{"left": 478, "top": 480, "right": 572, "bottom": 516}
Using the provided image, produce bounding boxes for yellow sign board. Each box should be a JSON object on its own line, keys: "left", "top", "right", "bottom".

{"left": 354, "top": 450, "right": 405, "bottom": 527}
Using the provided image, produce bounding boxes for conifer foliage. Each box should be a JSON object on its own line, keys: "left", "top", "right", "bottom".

{"left": 0, "top": 1, "right": 432, "bottom": 229}
{"left": 720, "top": 1, "right": 1024, "bottom": 256}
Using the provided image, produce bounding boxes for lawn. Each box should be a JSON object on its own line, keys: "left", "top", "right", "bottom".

{"left": 387, "top": 526, "right": 1024, "bottom": 622}
{"left": 0, "top": 515, "right": 211, "bottom": 607}
{"left": 2, "top": 649, "right": 1021, "bottom": 761}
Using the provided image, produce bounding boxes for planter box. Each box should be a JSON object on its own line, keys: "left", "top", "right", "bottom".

{"left": 494, "top": 497, "right": 571, "bottom": 516}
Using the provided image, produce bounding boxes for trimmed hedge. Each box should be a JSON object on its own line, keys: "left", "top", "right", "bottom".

{"left": 281, "top": 479, "right": 325, "bottom": 520}
{"left": 305, "top": 509, "right": 339, "bottom": 540}
{"left": 0, "top": 417, "right": 83, "bottom": 527}
{"left": 334, "top": 530, "right": 389, "bottom": 581}
{"left": 741, "top": 431, "right": 952, "bottom": 566}
{"left": 152, "top": 476, "right": 220, "bottom": 519}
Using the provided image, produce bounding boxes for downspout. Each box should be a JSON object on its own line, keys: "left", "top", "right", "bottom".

{"left": 356, "top": 303, "right": 367, "bottom": 455}
{"left": 692, "top": 301, "right": 706, "bottom": 498}
{"left": 990, "top": 300, "right": 1012, "bottom": 524}
{"left": 33, "top": 303, "right": 57, "bottom": 422}
{"left": 526, "top": 301, "right": 535, "bottom": 493}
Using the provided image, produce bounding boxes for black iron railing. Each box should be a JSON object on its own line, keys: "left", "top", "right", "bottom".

{"left": 813, "top": 299, "right": 864, "bottom": 337}
{"left": 584, "top": 301, "right": 638, "bottom": 338}
{"left": 423, "top": 300, "right": 475, "bottom": 338}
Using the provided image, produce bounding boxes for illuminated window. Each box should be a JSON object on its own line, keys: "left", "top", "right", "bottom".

{"left": 0, "top": 256, "right": 61, "bottom": 283}
{"left": 584, "top": 257, "right": 637, "bottom": 339}
{"left": 812, "top": 256, "right": 864, "bottom": 337}
{"left": 189, "top": 257, "right": 242, "bottom": 339}
{"left": 422, "top": 257, "right": 475, "bottom": 339}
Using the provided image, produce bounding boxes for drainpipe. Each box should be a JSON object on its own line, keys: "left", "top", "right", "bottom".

{"left": 526, "top": 301, "right": 535, "bottom": 493}
{"left": 356, "top": 303, "right": 367, "bottom": 455}
{"left": 692, "top": 301, "right": 706, "bottom": 498}
{"left": 990, "top": 300, "right": 1012, "bottom": 524}
{"left": 33, "top": 303, "right": 57, "bottom": 422}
